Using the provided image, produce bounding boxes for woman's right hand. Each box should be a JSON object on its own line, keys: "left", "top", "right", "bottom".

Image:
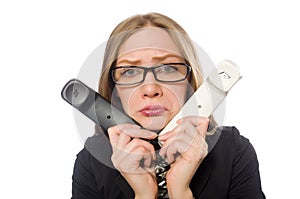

{"left": 108, "top": 124, "right": 158, "bottom": 199}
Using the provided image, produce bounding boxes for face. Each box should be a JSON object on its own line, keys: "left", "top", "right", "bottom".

{"left": 113, "top": 28, "right": 190, "bottom": 130}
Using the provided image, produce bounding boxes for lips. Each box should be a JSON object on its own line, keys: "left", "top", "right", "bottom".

{"left": 139, "top": 105, "right": 167, "bottom": 117}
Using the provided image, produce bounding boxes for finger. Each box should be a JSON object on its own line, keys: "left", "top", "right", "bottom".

{"left": 108, "top": 126, "right": 120, "bottom": 146}
{"left": 162, "top": 122, "right": 197, "bottom": 146}
{"left": 177, "top": 116, "right": 210, "bottom": 127}
{"left": 166, "top": 132, "right": 208, "bottom": 165}
{"left": 158, "top": 124, "right": 188, "bottom": 157}
{"left": 176, "top": 122, "right": 207, "bottom": 152}
{"left": 109, "top": 124, "right": 157, "bottom": 147}
{"left": 124, "top": 128, "right": 158, "bottom": 139}
{"left": 158, "top": 134, "right": 182, "bottom": 163}
{"left": 108, "top": 123, "right": 141, "bottom": 136}
{"left": 168, "top": 132, "right": 194, "bottom": 154}
{"left": 178, "top": 117, "right": 209, "bottom": 139}
{"left": 112, "top": 125, "right": 157, "bottom": 139}
{"left": 165, "top": 144, "right": 178, "bottom": 164}
{"left": 108, "top": 124, "right": 138, "bottom": 146}
{"left": 118, "top": 141, "right": 155, "bottom": 171}
{"left": 116, "top": 138, "right": 156, "bottom": 168}
{"left": 159, "top": 121, "right": 200, "bottom": 159}
{"left": 196, "top": 121, "right": 209, "bottom": 138}
{"left": 158, "top": 130, "right": 175, "bottom": 142}
{"left": 112, "top": 145, "right": 145, "bottom": 172}
{"left": 160, "top": 125, "right": 200, "bottom": 158}
{"left": 116, "top": 132, "right": 132, "bottom": 148}
{"left": 142, "top": 151, "right": 155, "bottom": 168}
{"left": 126, "top": 138, "right": 156, "bottom": 155}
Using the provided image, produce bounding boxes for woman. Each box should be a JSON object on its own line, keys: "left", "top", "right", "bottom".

{"left": 72, "top": 12, "right": 265, "bottom": 199}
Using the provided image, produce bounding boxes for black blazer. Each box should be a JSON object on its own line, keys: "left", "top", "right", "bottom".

{"left": 71, "top": 126, "right": 265, "bottom": 199}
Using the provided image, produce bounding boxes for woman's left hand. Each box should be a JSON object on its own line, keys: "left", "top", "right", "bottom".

{"left": 158, "top": 116, "right": 209, "bottom": 199}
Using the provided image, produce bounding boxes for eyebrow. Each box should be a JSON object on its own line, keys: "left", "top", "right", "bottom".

{"left": 152, "top": 53, "right": 183, "bottom": 62}
{"left": 117, "top": 53, "right": 183, "bottom": 66}
{"left": 117, "top": 59, "right": 140, "bottom": 66}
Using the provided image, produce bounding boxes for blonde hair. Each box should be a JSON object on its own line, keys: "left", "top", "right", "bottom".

{"left": 98, "top": 12, "right": 203, "bottom": 101}
{"left": 96, "top": 12, "right": 217, "bottom": 133}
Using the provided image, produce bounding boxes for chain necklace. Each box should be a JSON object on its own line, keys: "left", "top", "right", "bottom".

{"left": 148, "top": 138, "right": 170, "bottom": 198}
{"left": 155, "top": 152, "right": 170, "bottom": 198}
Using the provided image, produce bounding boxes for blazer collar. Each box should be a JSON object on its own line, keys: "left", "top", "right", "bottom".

{"left": 190, "top": 154, "right": 212, "bottom": 196}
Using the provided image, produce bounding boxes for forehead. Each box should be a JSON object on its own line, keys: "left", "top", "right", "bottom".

{"left": 118, "top": 27, "right": 182, "bottom": 57}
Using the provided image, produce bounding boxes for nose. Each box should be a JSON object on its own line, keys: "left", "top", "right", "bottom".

{"left": 141, "top": 72, "right": 163, "bottom": 98}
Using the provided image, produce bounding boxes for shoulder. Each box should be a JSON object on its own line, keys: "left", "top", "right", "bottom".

{"left": 216, "top": 126, "right": 253, "bottom": 154}
{"left": 73, "top": 136, "right": 133, "bottom": 199}
{"left": 72, "top": 134, "right": 118, "bottom": 189}
{"left": 74, "top": 141, "right": 117, "bottom": 179}
{"left": 218, "top": 126, "right": 248, "bottom": 143}
{"left": 77, "top": 133, "right": 117, "bottom": 175}
{"left": 219, "top": 126, "right": 260, "bottom": 166}
{"left": 73, "top": 132, "right": 116, "bottom": 180}
{"left": 74, "top": 147, "right": 93, "bottom": 173}
{"left": 216, "top": 127, "right": 265, "bottom": 198}
{"left": 72, "top": 148, "right": 104, "bottom": 198}
{"left": 206, "top": 126, "right": 259, "bottom": 170}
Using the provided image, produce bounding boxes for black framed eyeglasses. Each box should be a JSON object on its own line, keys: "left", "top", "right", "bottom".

{"left": 110, "top": 63, "right": 191, "bottom": 86}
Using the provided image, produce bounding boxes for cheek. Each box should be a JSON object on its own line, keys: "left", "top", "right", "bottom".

{"left": 115, "top": 87, "right": 137, "bottom": 114}
{"left": 116, "top": 82, "right": 190, "bottom": 114}
{"left": 165, "top": 81, "right": 190, "bottom": 103}
{"left": 115, "top": 87, "right": 128, "bottom": 113}
{"left": 168, "top": 85, "right": 188, "bottom": 110}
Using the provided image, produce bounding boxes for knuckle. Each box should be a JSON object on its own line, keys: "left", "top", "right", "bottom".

{"left": 199, "top": 142, "right": 208, "bottom": 156}
{"left": 135, "top": 146, "right": 147, "bottom": 153}
{"left": 107, "top": 127, "right": 115, "bottom": 134}
{"left": 131, "top": 138, "right": 141, "bottom": 145}
{"left": 201, "top": 117, "right": 210, "bottom": 124}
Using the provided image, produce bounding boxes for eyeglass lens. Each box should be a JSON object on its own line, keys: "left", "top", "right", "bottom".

{"left": 112, "top": 64, "right": 188, "bottom": 85}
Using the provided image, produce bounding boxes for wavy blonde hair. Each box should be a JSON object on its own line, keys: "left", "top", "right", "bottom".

{"left": 95, "top": 12, "right": 217, "bottom": 133}
{"left": 98, "top": 12, "right": 204, "bottom": 101}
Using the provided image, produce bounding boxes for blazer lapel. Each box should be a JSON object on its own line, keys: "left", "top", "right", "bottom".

{"left": 190, "top": 155, "right": 212, "bottom": 196}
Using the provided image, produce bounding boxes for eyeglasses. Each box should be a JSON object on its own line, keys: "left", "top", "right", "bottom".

{"left": 110, "top": 63, "right": 191, "bottom": 86}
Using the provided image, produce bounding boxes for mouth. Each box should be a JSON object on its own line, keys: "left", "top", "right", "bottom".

{"left": 139, "top": 105, "right": 167, "bottom": 117}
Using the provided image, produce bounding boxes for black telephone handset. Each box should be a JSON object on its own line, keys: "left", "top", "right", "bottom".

{"left": 61, "top": 78, "right": 161, "bottom": 149}
{"left": 61, "top": 79, "right": 135, "bottom": 134}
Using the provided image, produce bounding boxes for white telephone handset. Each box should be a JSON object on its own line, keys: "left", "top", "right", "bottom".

{"left": 159, "top": 59, "right": 242, "bottom": 137}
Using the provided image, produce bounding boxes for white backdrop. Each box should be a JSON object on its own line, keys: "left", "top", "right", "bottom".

{"left": 1, "top": 0, "right": 299, "bottom": 198}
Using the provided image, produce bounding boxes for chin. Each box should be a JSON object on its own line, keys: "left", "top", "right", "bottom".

{"left": 138, "top": 116, "right": 169, "bottom": 131}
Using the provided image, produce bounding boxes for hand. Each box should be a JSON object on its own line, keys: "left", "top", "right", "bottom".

{"left": 158, "top": 116, "right": 209, "bottom": 199}
{"left": 108, "top": 124, "right": 158, "bottom": 198}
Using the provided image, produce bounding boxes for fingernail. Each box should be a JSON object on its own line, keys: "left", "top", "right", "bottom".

{"left": 158, "top": 133, "right": 166, "bottom": 139}
{"left": 132, "top": 124, "right": 141, "bottom": 129}
{"left": 176, "top": 119, "right": 182, "bottom": 124}
{"left": 158, "top": 133, "right": 168, "bottom": 140}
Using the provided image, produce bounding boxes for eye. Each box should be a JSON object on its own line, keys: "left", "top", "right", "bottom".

{"left": 120, "top": 68, "right": 141, "bottom": 77}
{"left": 157, "top": 64, "right": 177, "bottom": 73}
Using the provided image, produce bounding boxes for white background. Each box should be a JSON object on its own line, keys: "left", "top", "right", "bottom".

{"left": 1, "top": 0, "right": 299, "bottom": 198}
